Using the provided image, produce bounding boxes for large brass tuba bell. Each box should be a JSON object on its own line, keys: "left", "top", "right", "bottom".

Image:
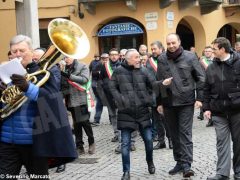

{"left": 0, "top": 18, "right": 90, "bottom": 119}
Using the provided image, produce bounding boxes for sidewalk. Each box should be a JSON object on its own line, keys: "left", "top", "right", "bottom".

{"left": 47, "top": 107, "right": 232, "bottom": 180}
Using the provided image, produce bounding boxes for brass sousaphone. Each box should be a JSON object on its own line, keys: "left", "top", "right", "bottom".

{"left": 0, "top": 18, "right": 90, "bottom": 119}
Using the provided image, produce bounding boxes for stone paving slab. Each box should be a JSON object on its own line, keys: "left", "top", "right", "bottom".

{"left": 22, "top": 107, "right": 235, "bottom": 180}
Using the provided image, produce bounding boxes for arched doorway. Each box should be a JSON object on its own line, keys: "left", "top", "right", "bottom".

{"left": 217, "top": 24, "right": 240, "bottom": 45}
{"left": 176, "top": 19, "right": 194, "bottom": 51}
{"left": 176, "top": 16, "right": 206, "bottom": 57}
{"left": 97, "top": 17, "right": 146, "bottom": 54}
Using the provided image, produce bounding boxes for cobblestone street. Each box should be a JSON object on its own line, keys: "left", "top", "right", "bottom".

{"left": 47, "top": 107, "right": 234, "bottom": 180}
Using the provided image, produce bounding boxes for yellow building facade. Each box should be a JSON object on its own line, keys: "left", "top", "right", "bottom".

{"left": 0, "top": 0, "right": 240, "bottom": 63}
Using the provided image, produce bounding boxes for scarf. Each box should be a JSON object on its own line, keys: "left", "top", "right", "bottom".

{"left": 166, "top": 46, "right": 183, "bottom": 60}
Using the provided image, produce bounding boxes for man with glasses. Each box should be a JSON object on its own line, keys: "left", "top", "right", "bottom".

{"left": 198, "top": 46, "right": 214, "bottom": 125}
{"left": 204, "top": 37, "right": 240, "bottom": 180}
{"left": 100, "top": 49, "right": 121, "bottom": 143}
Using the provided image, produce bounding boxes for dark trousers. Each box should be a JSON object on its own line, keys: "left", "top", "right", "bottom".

{"left": 73, "top": 120, "right": 95, "bottom": 147}
{"left": 92, "top": 86, "right": 103, "bottom": 123}
{"left": 152, "top": 107, "right": 171, "bottom": 142}
{"left": 0, "top": 142, "right": 49, "bottom": 180}
{"left": 70, "top": 106, "right": 94, "bottom": 148}
{"left": 212, "top": 112, "right": 240, "bottom": 176}
{"left": 164, "top": 105, "right": 194, "bottom": 165}
{"left": 94, "top": 95, "right": 103, "bottom": 123}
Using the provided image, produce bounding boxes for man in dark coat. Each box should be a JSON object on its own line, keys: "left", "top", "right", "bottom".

{"left": 99, "top": 49, "right": 121, "bottom": 144}
{"left": 203, "top": 37, "right": 240, "bottom": 180}
{"left": 89, "top": 54, "right": 103, "bottom": 125}
{"left": 109, "top": 49, "right": 156, "bottom": 180}
{"left": 157, "top": 33, "right": 205, "bottom": 178}
{"left": 0, "top": 35, "right": 77, "bottom": 178}
{"left": 147, "top": 40, "right": 172, "bottom": 150}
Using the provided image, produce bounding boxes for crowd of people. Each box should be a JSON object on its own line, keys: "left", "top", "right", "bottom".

{"left": 0, "top": 33, "right": 240, "bottom": 180}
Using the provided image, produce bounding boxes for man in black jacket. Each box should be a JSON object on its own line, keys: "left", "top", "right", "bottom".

{"left": 157, "top": 33, "right": 205, "bottom": 178}
{"left": 99, "top": 49, "right": 121, "bottom": 146}
{"left": 109, "top": 49, "right": 156, "bottom": 180}
{"left": 147, "top": 41, "right": 172, "bottom": 150}
{"left": 203, "top": 37, "right": 240, "bottom": 180}
{"left": 89, "top": 53, "right": 105, "bottom": 125}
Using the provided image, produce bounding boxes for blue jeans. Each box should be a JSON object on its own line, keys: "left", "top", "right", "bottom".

{"left": 121, "top": 126, "right": 153, "bottom": 172}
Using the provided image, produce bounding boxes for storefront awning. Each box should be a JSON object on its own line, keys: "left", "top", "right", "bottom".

{"left": 98, "top": 22, "right": 144, "bottom": 37}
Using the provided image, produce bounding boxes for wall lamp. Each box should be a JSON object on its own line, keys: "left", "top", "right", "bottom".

{"left": 78, "top": 1, "right": 84, "bottom": 19}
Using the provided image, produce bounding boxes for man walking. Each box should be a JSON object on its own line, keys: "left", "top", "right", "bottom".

{"left": 109, "top": 49, "right": 155, "bottom": 180}
{"left": 147, "top": 41, "right": 172, "bottom": 150}
{"left": 61, "top": 56, "right": 95, "bottom": 155}
{"left": 157, "top": 33, "right": 205, "bottom": 178}
{"left": 89, "top": 54, "right": 104, "bottom": 125}
{"left": 203, "top": 37, "right": 240, "bottom": 180}
{"left": 198, "top": 46, "right": 214, "bottom": 127}
{"left": 100, "top": 48, "right": 121, "bottom": 144}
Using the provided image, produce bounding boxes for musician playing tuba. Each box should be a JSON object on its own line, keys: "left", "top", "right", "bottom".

{"left": 0, "top": 34, "right": 78, "bottom": 178}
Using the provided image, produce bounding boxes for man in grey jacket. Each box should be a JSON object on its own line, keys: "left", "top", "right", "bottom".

{"left": 157, "top": 33, "right": 205, "bottom": 178}
{"left": 61, "top": 57, "right": 95, "bottom": 155}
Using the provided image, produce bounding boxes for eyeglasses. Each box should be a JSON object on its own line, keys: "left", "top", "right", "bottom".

{"left": 204, "top": 51, "right": 213, "bottom": 53}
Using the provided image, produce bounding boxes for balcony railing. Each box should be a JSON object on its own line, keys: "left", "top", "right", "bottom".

{"left": 228, "top": 0, "right": 240, "bottom": 4}
{"left": 222, "top": 0, "right": 240, "bottom": 17}
{"left": 223, "top": 0, "right": 240, "bottom": 4}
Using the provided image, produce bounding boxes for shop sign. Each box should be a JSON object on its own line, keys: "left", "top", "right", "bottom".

{"left": 98, "top": 22, "right": 143, "bottom": 37}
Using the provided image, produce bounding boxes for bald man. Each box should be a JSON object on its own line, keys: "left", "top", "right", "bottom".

{"left": 156, "top": 33, "right": 205, "bottom": 178}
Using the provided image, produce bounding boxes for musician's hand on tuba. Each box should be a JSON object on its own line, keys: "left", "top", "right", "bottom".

{"left": 0, "top": 80, "right": 7, "bottom": 93}
{"left": 61, "top": 71, "right": 70, "bottom": 79}
{"left": 11, "top": 74, "right": 29, "bottom": 92}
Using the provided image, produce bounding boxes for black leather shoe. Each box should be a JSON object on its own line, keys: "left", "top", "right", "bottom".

{"left": 168, "top": 139, "right": 173, "bottom": 149}
{"left": 78, "top": 146, "right": 85, "bottom": 155}
{"left": 207, "top": 174, "right": 229, "bottom": 180}
{"left": 206, "top": 119, "right": 213, "bottom": 127}
{"left": 111, "top": 135, "right": 118, "bottom": 142}
{"left": 197, "top": 115, "right": 204, "bottom": 120}
{"left": 130, "top": 144, "right": 136, "bottom": 151}
{"left": 56, "top": 164, "right": 66, "bottom": 173}
{"left": 183, "top": 168, "right": 194, "bottom": 178}
{"left": 182, "top": 163, "right": 194, "bottom": 178}
{"left": 115, "top": 145, "right": 121, "bottom": 154}
{"left": 234, "top": 173, "right": 240, "bottom": 180}
{"left": 153, "top": 136, "right": 158, "bottom": 142}
{"left": 168, "top": 162, "right": 183, "bottom": 175}
{"left": 147, "top": 161, "right": 155, "bottom": 174}
{"left": 121, "top": 172, "right": 130, "bottom": 180}
{"left": 153, "top": 142, "right": 166, "bottom": 150}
